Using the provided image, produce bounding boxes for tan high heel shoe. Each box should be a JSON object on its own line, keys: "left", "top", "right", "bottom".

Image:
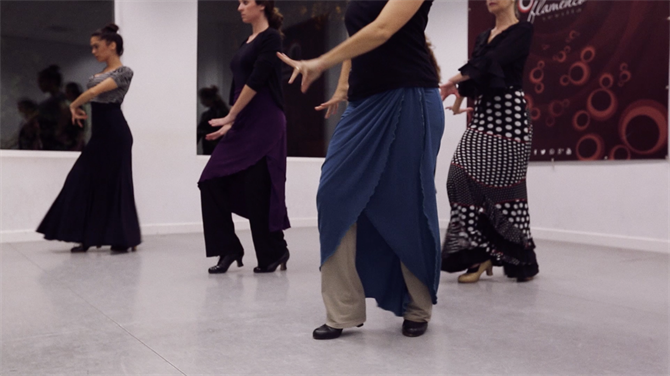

{"left": 457, "top": 260, "right": 493, "bottom": 283}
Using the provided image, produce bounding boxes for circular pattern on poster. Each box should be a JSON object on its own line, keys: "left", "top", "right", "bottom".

{"left": 572, "top": 110, "right": 590, "bottom": 131}
{"left": 560, "top": 75, "right": 570, "bottom": 86}
{"left": 576, "top": 133, "right": 605, "bottom": 160}
{"left": 549, "top": 100, "right": 565, "bottom": 117}
{"left": 535, "top": 82, "right": 545, "bottom": 94}
{"left": 530, "top": 67, "right": 544, "bottom": 84}
{"left": 530, "top": 107, "right": 541, "bottom": 121}
{"left": 546, "top": 116, "right": 556, "bottom": 127}
{"left": 619, "top": 70, "right": 631, "bottom": 86}
{"left": 609, "top": 145, "right": 631, "bottom": 160}
{"left": 599, "top": 73, "right": 614, "bottom": 89}
{"left": 569, "top": 61, "right": 590, "bottom": 86}
{"left": 525, "top": 94, "right": 534, "bottom": 110}
{"left": 587, "top": 88, "right": 617, "bottom": 121}
{"left": 554, "top": 51, "right": 567, "bottom": 63}
{"left": 618, "top": 100, "right": 668, "bottom": 155}
{"left": 581, "top": 46, "right": 596, "bottom": 63}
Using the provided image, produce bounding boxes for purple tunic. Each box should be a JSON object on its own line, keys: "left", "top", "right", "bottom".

{"left": 199, "top": 29, "right": 290, "bottom": 232}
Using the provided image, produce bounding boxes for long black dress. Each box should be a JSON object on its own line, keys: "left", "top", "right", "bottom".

{"left": 37, "top": 67, "right": 141, "bottom": 249}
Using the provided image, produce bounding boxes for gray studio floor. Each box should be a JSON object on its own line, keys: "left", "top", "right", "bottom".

{"left": 1, "top": 227, "right": 668, "bottom": 375}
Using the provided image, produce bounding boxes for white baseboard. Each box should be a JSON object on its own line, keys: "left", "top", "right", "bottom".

{"left": 438, "top": 220, "right": 669, "bottom": 254}
{"left": 4, "top": 220, "right": 668, "bottom": 254}
{"left": 0, "top": 217, "right": 320, "bottom": 244}
{"left": 530, "top": 227, "right": 669, "bottom": 254}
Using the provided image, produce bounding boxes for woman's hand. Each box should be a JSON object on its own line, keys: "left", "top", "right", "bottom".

{"left": 209, "top": 113, "right": 236, "bottom": 128}
{"left": 439, "top": 80, "right": 459, "bottom": 101}
{"left": 448, "top": 96, "right": 473, "bottom": 116}
{"left": 277, "top": 52, "right": 325, "bottom": 93}
{"left": 315, "top": 87, "right": 348, "bottom": 119}
{"left": 70, "top": 107, "right": 88, "bottom": 128}
{"left": 205, "top": 124, "right": 233, "bottom": 141}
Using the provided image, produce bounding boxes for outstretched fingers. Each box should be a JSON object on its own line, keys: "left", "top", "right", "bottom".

{"left": 277, "top": 52, "right": 301, "bottom": 84}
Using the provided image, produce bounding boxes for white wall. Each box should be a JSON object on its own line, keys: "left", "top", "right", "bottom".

{"left": 1, "top": 0, "right": 668, "bottom": 254}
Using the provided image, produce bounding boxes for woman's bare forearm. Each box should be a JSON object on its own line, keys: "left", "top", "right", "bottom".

{"left": 336, "top": 60, "right": 351, "bottom": 92}
{"left": 229, "top": 85, "right": 257, "bottom": 117}
{"left": 318, "top": 0, "right": 424, "bottom": 70}
{"left": 69, "top": 90, "right": 96, "bottom": 109}
{"left": 448, "top": 73, "right": 471, "bottom": 84}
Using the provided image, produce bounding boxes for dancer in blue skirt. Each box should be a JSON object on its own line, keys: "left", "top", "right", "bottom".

{"left": 279, "top": 0, "right": 444, "bottom": 339}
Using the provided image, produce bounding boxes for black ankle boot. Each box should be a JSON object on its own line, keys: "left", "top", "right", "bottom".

{"left": 402, "top": 320, "right": 428, "bottom": 337}
{"left": 209, "top": 253, "right": 244, "bottom": 274}
{"left": 71, "top": 245, "right": 89, "bottom": 253}
{"left": 253, "top": 250, "right": 290, "bottom": 273}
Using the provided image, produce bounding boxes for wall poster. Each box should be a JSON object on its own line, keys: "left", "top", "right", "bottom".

{"left": 467, "top": 0, "right": 669, "bottom": 161}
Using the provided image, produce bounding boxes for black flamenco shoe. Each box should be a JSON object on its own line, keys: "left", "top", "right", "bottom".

{"left": 110, "top": 246, "right": 137, "bottom": 254}
{"left": 208, "top": 253, "right": 244, "bottom": 274}
{"left": 313, "top": 323, "right": 364, "bottom": 340}
{"left": 71, "top": 245, "right": 89, "bottom": 253}
{"left": 253, "top": 251, "right": 290, "bottom": 273}
{"left": 401, "top": 320, "right": 428, "bottom": 337}
{"left": 110, "top": 246, "right": 134, "bottom": 254}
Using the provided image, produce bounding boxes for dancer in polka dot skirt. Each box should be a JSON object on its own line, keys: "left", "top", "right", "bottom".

{"left": 440, "top": 0, "right": 539, "bottom": 283}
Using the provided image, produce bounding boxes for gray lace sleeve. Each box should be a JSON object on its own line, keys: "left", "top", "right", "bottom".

{"left": 110, "top": 66, "right": 133, "bottom": 90}
{"left": 89, "top": 66, "right": 134, "bottom": 104}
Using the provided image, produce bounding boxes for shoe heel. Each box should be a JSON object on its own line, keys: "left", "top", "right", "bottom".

{"left": 486, "top": 266, "right": 493, "bottom": 276}
{"left": 236, "top": 257, "right": 244, "bottom": 267}
{"left": 131, "top": 247, "right": 137, "bottom": 252}
{"left": 280, "top": 261, "right": 287, "bottom": 271}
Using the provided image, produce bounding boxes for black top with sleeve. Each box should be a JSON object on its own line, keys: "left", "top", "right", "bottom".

{"left": 344, "top": 0, "right": 439, "bottom": 101}
{"left": 229, "top": 28, "right": 284, "bottom": 110}
{"left": 458, "top": 21, "right": 534, "bottom": 98}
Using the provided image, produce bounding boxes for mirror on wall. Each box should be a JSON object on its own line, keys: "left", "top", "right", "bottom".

{"left": 1, "top": 0, "right": 114, "bottom": 151}
{"left": 197, "top": 0, "right": 348, "bottom": 157}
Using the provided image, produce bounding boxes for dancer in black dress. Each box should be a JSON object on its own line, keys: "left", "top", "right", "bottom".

{"left": 37, "top": 24, "right": 141, "bottom": 254}
{"left": 440, "top": 0, "right": 539, "bottom": 282}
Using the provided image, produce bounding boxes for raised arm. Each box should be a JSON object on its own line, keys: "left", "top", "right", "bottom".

{"left": 207, "top": 32, "right": 281, "bottom": 140}
{"left": 278, "top": 0, "right": 425, "bottom": 93}
{"left": 69, "top": 77, "right": 119, "bottom": 127}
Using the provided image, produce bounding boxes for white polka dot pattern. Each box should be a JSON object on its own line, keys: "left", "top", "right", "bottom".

{"left": 444, "top": 90, "right": 535, "bottom": 264}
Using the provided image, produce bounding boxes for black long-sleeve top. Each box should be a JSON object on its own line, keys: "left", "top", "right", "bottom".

{"left": 458, "top": 21, "right": 534, "bottom": 98}
{"left": 229, "top": 28, "right": 284, "bottom": 110}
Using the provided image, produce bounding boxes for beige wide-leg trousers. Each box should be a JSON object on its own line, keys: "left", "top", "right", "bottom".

{"left": 321, "top": 224, "right": 433, "bottom": 329}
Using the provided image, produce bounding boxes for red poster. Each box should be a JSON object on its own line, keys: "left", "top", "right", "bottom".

{"left": 468, "top": 0, "right": 669, "bottom": 161}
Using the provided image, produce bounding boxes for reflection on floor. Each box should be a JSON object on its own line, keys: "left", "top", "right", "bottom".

{"left": 2, "top": 227, "right": 668, "bottom": 375}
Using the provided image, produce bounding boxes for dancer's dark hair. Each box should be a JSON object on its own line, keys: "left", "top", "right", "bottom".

{"left": 256, "top": 1, "right": 283, "bottom": 36}
{"left": 92, "top": 23, "right": 124, "bottom": 56}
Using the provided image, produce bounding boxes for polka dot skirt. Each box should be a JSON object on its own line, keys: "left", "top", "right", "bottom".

{"left": 444, "top": 90, "right": 536, "bottom": 267}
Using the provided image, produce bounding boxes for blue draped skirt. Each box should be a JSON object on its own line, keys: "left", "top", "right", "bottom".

{"left": 318, "top": 87, "right": 444, "bottom": 316}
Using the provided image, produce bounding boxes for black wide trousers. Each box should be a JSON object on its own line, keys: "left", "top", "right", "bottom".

{"left": 198, "top": 158, "right": 287, "bottom": 268}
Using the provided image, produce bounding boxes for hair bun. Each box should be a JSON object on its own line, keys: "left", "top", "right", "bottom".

{"left": 210, "top": 85, "right": 219, "bottom": 93}
{"left": 48, "top": 65, "right": 61, "bottom": 72}
{"left": 103, "top": 23, "right": 120, "bottom": 34}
